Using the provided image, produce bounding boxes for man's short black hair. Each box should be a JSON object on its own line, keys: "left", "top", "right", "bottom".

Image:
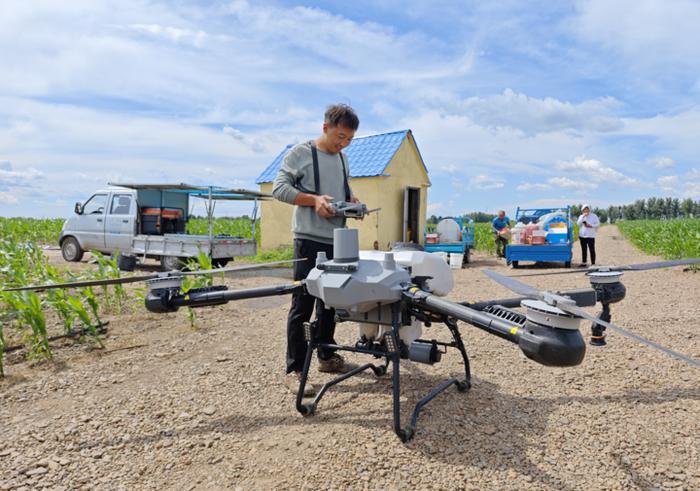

{"left": 325, "top": 104, "right": 359, "bottom": 130}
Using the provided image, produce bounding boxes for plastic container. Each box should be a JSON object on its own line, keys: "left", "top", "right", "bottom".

{"left": 432, "top": 251, "right": 449, "bottom": 264}
{"left": 436, "top": 219, "right": 461, "bottom": 243}
{"left": 512, "top": 223, "right": 526, "bottom": 244}
{"left": 449, "top": 252, "right": 463, "bottom": 269}
{"left": 425, "top": 233, "right": 438, "bottom": 244}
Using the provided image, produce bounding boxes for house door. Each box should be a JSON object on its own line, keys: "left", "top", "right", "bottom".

{"left": 402, "top": 187, "right": 420, "bottom": 243}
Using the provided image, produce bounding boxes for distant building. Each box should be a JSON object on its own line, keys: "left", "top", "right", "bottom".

{"left": 256, "top": 130, "right": 430, "bottom": 250}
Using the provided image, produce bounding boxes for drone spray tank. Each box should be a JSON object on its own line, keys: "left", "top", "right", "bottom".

{"left": 586, "top": 271, "right": 626, "bottom": 346}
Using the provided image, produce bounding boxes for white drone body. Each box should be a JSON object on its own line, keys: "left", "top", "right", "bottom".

{"left": 356, "top": 249, "right": 454, "bottom": 346}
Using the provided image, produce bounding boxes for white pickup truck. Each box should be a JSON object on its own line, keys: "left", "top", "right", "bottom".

{"left": 59, "top": 183, "right": 270, "bottom": 270}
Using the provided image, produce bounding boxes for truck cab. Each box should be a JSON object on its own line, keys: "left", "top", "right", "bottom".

{"left": 60, "top": 187, "right": 138, "bottom": 261}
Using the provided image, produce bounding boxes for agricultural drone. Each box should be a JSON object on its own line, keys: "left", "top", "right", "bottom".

{"left": 6, "top": 228, "right": 700, "bottom": 442}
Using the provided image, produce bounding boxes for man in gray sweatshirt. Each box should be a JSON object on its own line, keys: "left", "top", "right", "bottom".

{"left": 273, "top": 104, "right": 360, "bottom": 395}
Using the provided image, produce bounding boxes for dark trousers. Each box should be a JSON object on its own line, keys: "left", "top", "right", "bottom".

{"left": 580, "top": 237, "right": 596, "bottom": 265}
{"left": 286, "top": 238, "right": 337, "bottom": 373}
{"left": 494, "top": 235, "right": 508, "bottom": 257}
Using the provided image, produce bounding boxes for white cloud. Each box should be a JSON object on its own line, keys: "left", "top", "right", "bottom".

{"left": 657, "top": 175, "right": 679, "bottom": 193}
{"left": 0, "top": 192, "right": 18, "bottom": 204}
{"left": 458, "top": 89, "right": 622, "bottom": 135}
{"left": 685, "top": 182, "right": 700, "bottom": 199}
{"left": 437, "top": 164, "right": 459, "bottom": 174}
{"left": 656, "top": 170, "right": 700, "bottom": 198}
{"left": 687, "top": 168, "right": 700, "bottom": 179}
{"left": 555, "top": 156, "right": 638, "bottom": 185}
{"left": 427, "top": 202, "right": 443, "bottom": 214}
{"left": 123, "top": 24, "right": 222, "bottom": 47}
{"left": 469, "top": 174, "right": 505, "bottom": 190}
{"left": 548, "top": 176, "right": 597, "bottom": 190}
{"left": 516, "top": 182, "right": 551, "bottom": 191}
{"left": 222, "top": 126, "right": 265, "bottom": 153}
{"left": 573, "top": 0, "right": 700, "bottom": 73}
{"left": 0, "top": 162, "right": 44, "bottom": 189}
{"left": 652, "top": 156, "right": 674, "bottom": 169}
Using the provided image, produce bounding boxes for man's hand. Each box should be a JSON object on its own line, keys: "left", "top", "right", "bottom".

{"left": 350, "top": 196, "right": 364, "bottom": 220}
{"left": 314, "top": 195, "right": 335, "bottom": 218}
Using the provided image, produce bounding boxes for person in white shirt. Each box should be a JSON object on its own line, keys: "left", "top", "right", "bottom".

{"left": 576, "top": 204, "right": 600, "bottom": 267}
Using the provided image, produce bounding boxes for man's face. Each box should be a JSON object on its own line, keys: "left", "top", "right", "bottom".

{"left": 498, "top": 212, "right": 505, "bottom": 220}
{"left": 323, "top": 123, "right": 355, "bottom": 153}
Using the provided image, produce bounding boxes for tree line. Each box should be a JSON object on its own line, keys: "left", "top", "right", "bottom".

{"left": 428, "top": 197, "right": 700, "bottom": 225}
{"left": 570, "top": 197, "right": 700, "bottom": 224}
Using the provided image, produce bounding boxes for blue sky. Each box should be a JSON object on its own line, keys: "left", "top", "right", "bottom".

{"left": 1, "top": 0, "right": 700, "bottom": 218}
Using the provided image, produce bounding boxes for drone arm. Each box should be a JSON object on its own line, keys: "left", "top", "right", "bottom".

{"left": 404, "top": 288, "right": 520, "bottom": 343}
{"left": 404, "top": 287, "right": 586, "bottom": 367}
{"left": 175, "top": 282, "right": 305, "bottom": 307}
{"left": 146, "top": 282, "right": 305, "bottom": 313}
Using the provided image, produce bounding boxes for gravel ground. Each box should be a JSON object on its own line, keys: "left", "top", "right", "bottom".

{"left": 1, "top": 225, "right": 699, "bottom": 490}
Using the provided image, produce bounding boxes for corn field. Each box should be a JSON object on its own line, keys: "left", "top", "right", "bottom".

{"left": 0, "top": 217, "right": 130, "bottom": 376}
{"left": 617, "top": 219, "right": 700, "bottom": 259}
{"left": 186, "top": 217, "right": 260, "bottom": 243}
{"left": 0, "top": 216, "right": 238, "bottom": 376}
{"left": 0, "top": 217, "right": 64, "bottom": 244}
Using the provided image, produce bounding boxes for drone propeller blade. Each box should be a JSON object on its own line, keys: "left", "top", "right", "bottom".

{"left": 556, "top": 303, "right": 700, "bottom": 369}
{"left": 482, "top": 269, "right": 541, "bottom": 298}
{"left": 2, "top": 273, "right": 159, "bottom": 292}
{"left": 511, "top": 269, "right": 589, "bottom": 278}
{"left": 181, "top": 258, "right": 306, "bottom": 276}
{"left": 482, "top": 270, "right": 700, "bottom": 368}
{"left": 512, "top": 258, "right": 700, "bottom": 277}
{"left": 618, "top": 258, "right": 700, "bottom": 271}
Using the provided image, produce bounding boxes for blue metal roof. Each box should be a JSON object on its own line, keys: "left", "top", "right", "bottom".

{"left": 256, "top": 129, "right": 423, "bottom": 184}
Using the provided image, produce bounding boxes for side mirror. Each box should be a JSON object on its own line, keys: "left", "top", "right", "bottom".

{"left": 74, "top": 202, "right": 83, "bottom": 215}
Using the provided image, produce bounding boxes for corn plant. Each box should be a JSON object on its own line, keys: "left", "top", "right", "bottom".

{"left": 91, "top": 251, "right": 128, "bottom": 313}
{"left": 180, "top": 252, "right": 215, "bottom": 328}
{"left": 5, "top": 292, "right": 52, "bottom": 362}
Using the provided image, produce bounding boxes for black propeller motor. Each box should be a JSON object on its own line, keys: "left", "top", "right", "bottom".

{"left": 586, "top": 271, "right": 627, "bottom": 345}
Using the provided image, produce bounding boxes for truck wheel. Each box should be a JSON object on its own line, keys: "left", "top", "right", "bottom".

{"left": 462, "top": 249, "right": 470, "bottom": 267}
{"left": 564, "top": 261, "right": 571, "bottom": 268}
{"left": 511, "top": 261, "right": 519, "bottom": 269}
{"left": 161, "top": 255, "right": 184, "bottom": 271}
{"left": 61, "top": 237, "right": 84, "bottom": 262}
{"left": 212, "top": 258, "right": 230, "bottom": 268}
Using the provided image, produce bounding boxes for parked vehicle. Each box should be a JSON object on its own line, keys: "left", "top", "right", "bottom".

{"left": 423, "top": 217, "right": 475, "bottom": 267}
{"left": 505, "top": 206, "right": 573, "bottom": 268}
{"left": 59, "top": 183, "right": 270, "bottom": 270}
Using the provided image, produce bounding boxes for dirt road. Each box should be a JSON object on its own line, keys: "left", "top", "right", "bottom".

{"left": 1, "top": 226, "right": 698, "bottom": 490}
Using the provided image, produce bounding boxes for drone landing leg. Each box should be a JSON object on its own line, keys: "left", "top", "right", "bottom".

{"left": 590, "top": 304, "right": 611, "bottom": 346}
{"left": 388, "top": 304, "right": 409, "bottom": 442}
{"left": 295, "top": 322, "right": 316, "bottom": 415}
{"left": 403, "top": 323, "right": 472, "bottom": 440}
{"left": 446, "top": 318, "right": 472, "bottom": 390}
{"left": 295, "top": 320, "right": 389, "bottom": 417}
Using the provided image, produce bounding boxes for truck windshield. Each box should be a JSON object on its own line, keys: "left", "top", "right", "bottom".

{"left": 83, "top": 194, "right": 107, "bottom": 215}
